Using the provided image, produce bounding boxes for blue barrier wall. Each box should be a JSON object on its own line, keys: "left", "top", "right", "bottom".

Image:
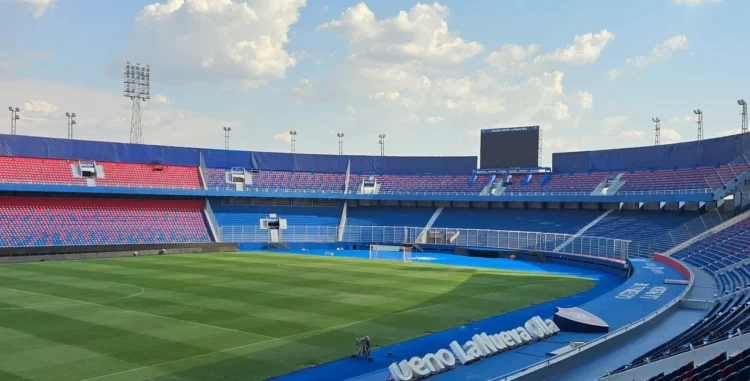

{"left": 553, "top": 133, "right": 750, "bottom": 172}
{"left": 0, "top": 134, "right": 476, "bottom": 174}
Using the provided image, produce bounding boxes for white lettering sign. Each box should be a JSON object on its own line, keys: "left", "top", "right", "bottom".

{"left": 616, "top": 283, "right": 649, "bottom": 299}
{"left": 641, "top": 286, "right": 667, "bottom": 300}
{"left": 388, "top": 316, "right": 560, "bottom": 381}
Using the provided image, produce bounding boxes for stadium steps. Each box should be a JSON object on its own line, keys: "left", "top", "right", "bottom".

{"left": 713, "top": 167, "right": 750, "bottom": 201}
{"left": 337, "top": 201, "right": 348, "bottom": 241}
{"left": 417, "top": 207, "right": 444, "bottom": 243}
{"left": 663, "top": 210, "right": 750, "bottom": 257}
{"left": 554, "top": 209, "right": 615, "bottom": 251}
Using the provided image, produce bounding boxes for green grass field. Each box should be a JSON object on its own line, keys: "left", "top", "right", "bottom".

{"left": 0, "top": 253, "right": 594, "bottom": 381}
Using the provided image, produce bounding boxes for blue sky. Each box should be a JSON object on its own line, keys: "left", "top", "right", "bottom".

{"left": 1, "top": 0, "right": 746, "bottom": 164}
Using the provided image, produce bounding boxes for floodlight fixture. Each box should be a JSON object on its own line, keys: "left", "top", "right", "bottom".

{"left": 223, "top": 126, "right": 231, "bottom": 149}
{"left": 337, "top": 133, "right": 345, "bottom": 155}
{"left": 289, "top": 131, "right": 297, "bottom": 153}
{"left": 694, "top": 109, "right": 704, "bottom": 140}
{"left": 124, "top": 61, "right": 151, "bottom": 144}
{"left": 66, "top": 112, "right": 77, "bottom": 139}
{"left": 652, "top": 117, "right": 661, "bottom": 146}
{"left": 8, "top": 106, "right": 20, "bottom": 135}
{"left": 739, "top": 99, "right": 748, "bottom": 134}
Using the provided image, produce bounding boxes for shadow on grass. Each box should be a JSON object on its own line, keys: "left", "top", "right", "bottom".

{"left": 143, "top": 263, "right": 592, "bottom": 381}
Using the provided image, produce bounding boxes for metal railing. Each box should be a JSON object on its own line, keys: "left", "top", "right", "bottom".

{"left": 219, "top": 225, "right": 630, "bottom": 261}
{"left": 0, "top": 179, "right": 203, "bottom": 190}
{"left": 617, "top": 188, "right": 712, "bottom": 196}
{"left": 490, "top": 260, "right": 695, "bottom": 381}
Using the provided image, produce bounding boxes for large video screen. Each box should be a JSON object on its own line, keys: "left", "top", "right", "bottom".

{"left": 480, "top": 126, "right": 539, "bottom": 168}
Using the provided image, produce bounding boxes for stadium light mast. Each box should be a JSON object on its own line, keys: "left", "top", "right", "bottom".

{"left": 8, "top": 106, "right": 20, "bottom": 135}
{"left": 739, "top": 99, "right": 748, "bottom": 134}
{"left": 378, "top": 134, "right": 386, "bottom": 156}
{"left": 66, "top": 112, "right": 77, "bottom": 139}
{"left": 652, "top": 117, "right": 661, "bottom": 146}
{"left": 223, "top": 127, "right": 231, "bottom": 149}
{"left": 337, "top": 133, "right": 344, "bottom": 155}
{"left": 289, "top": 130, "right": 297, "bottom": 153}
{"left": 694, "top": 109, "right": 703, "bottom": 140}
{"left": 123, "top": 61, "right": 150, "bottom": 144}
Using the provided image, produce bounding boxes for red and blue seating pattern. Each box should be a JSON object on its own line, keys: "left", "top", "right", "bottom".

{"left": 96, "top": 162, "right": 202, "bottom": 189}
{"left": 0, "top": 157, "right": 203, "bottom": 190}
{"left": 0, "top": 156, "right": 85, "bottom": 186}
{"left": 636, "top": 347, "right": 750, "bottom": 381}
{"left": 0, "top": 198, "right": 211, "bottom": 247}
{"left": 348, "top": 173, "right": 490, "bottom": 194}
{"left": 250, "top": 171, "right": 345, "bottom": 192}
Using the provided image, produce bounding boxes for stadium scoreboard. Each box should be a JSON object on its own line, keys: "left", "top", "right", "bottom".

{"left": 480, "top": 126, "right": 540, "bottom": 168}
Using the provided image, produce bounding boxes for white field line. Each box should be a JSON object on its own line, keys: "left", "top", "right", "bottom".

{"left": 0, "top": 284, "right": 145, "bottom": 311}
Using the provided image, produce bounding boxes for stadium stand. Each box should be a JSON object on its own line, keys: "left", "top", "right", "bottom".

{"left": 211, "top": 202, "right": 342, "bottom": 227}
{"left": 346, "top": 206, "right": 437, "bottom": 227}
{"left": 612, "top": 218, "right": 750, "bottom": 373}
{"left": 633, "top": 346, "right": 750, "bottom": 381}
{"left": 96, "top": 161, "right": 202, "bottom": 189}
{"left": 357, "top": 173, "right": 489, "bottom": 194}
{"left": 250, "top": 171, "right": 345, "bottom": 192}
{"left": 0, "top": 156, "right": 203, "bottom": 190}
{"left": 0, "top": 197, "right": 211, "bottom": 247}
{"left": 432, "top": 208, "right": 602, "bottom": 233}
{"left": 0, "top": 156, "right": 85, "bottom": 186}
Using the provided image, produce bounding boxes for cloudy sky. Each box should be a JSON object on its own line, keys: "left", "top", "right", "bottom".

{"left": 0, "top": 0, "right": 746, "bottom": 165}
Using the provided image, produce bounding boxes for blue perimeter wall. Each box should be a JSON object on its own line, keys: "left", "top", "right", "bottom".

{"left": 553, "top": 132, "right": 750, "bottom": 172}
{"left": 0, "top": 134, "right": 476, "bottom": 174}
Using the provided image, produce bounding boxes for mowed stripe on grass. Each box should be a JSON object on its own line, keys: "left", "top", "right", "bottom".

{"left": 0, "top": 253, "right": 594, "bottom": 381}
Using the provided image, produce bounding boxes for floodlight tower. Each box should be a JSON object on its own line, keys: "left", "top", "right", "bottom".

{"left": 652, "top": 117, "right": 661, "bottom": 146}
{"left": 123, "top": 61, "right": 150, "bottom": 144}
{"left": 8, "top": 106, "right": 20, "bottom": 135}
{"left": 289, "top": 130, "right": 297, "bottom": 153}
{"left": 378, "top": 134, "right": 386, "bottom": 156}
{"left": 223, "top": 127, "right": 231, "bottom": 149}
{"left": 739, "top": 99, "right": 748, "bottom": 134}
{"left": 337, "top": 133, "right": 344, "bottom": 155}
{"left": 694, "top": 109, "right": 703, "bottom": 140}
{"left": 66, "top": 112, "right": 77, "bottom": 139}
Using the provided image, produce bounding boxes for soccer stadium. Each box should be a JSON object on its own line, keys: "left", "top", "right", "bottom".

{"left": 4, "top": 1, "right": 750, "bottom": 381}
{"left": 0, "top": 128, "right": 749, "bottom": 381}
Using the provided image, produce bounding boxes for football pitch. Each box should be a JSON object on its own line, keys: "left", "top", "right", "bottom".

{"left": 0, "top": 253, "right": 594, "bottom": 381}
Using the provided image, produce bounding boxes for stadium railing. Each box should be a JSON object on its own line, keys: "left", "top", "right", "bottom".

{"left": 0, "top": 179, "right": 203, "bottom": 190}
{"left": 617, "top": 188, "right": 712, "bottom": 196}
{"left": 219, "top": 225, "right": 630, "bottom": 261}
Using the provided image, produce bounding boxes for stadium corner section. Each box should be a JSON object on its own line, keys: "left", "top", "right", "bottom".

{"left": 264, "top": 249, "right": 631, "bottom": 381}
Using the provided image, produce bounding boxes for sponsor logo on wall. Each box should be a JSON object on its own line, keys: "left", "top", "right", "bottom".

{"left": 388, "top": 316, "right": 560, "bottom": 381}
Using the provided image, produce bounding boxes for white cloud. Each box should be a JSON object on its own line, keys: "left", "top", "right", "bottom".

{"left": 546, "top": 101, "right": 569, "bottom": 121}
{"left": 627, "top": 35, "right": 689, "bottom": 69}
{"left": 424, "top": 116, "right": 446, "bottom": 124}
{"left": 272, "top": 132, "right": 292, "bottom": 143}
{"left": 341, "top": 105, "right": 357, "bottom": 123}
{"left": 2, "top": 79, "right": 233, "bottom": 147}
{"left": 317, "top": 2, "right": 484, "bottom": 64}
{"left": 152, "top": 94, "right": 172, "bottom": 104}
{"left": 714, "top": 129, "right": 742, "bottom": 138}
{"left": 601, "top": 116, "right": 628, "bottom": 133}
{"left": 661, "top": 128, "right": 682, "bottom": 143}
{"left": 618, "top": 130, "right": 645, "bottom": 139}
{"left": 369, "top": 91, "right": 400, "bottom": 101}
{"left": 533, "top": 29, "right": 615, "bottom": 66}
{"left": 673, "top": 0, "right": 721, "bottom": 7}
{"left": 607, "top": 68, "right": 620, "bottom": 80}
{"left": 485, "top": 43, "right": 540, "bottom": 76}
{"left": 669, "top": 115, "right": 694, "bottom": 123}
{"left": 3, "top": 0, "right": 55, "bottom": 18}
{"left": 131, "top": 0, "right": 306, "bottom": 88}
{"left": 576, "top": 91, "right": 593, "bottom": 109}
{"left": 23, "top": 100, "right": 57, "bottom": 114}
